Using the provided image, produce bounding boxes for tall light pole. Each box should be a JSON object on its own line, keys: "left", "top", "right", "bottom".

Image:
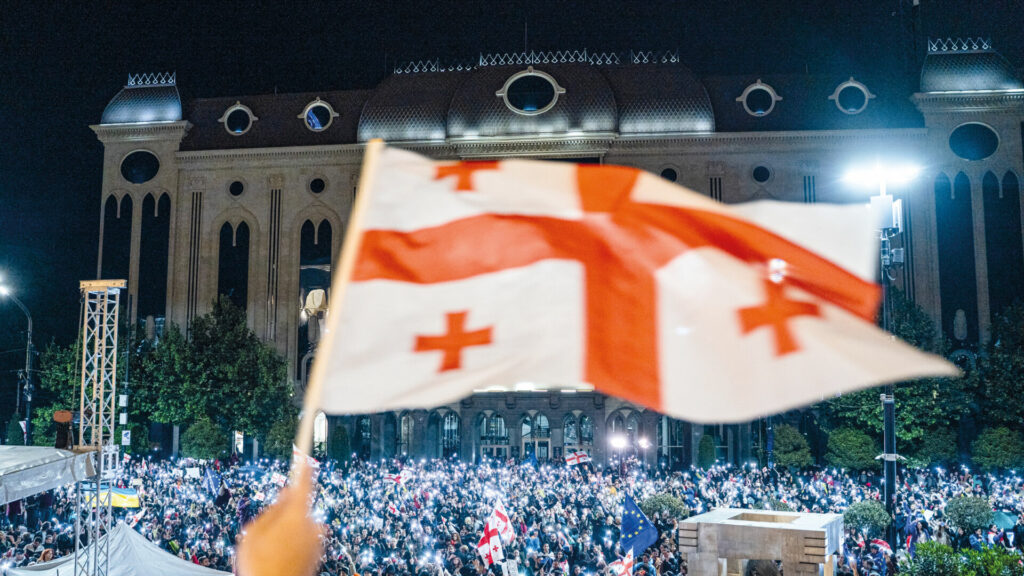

{"left": 0, "top": 280, "right": 34, "bottom": 445}
{"left": 844, "top": 161, "right": 920, "bottom": 550}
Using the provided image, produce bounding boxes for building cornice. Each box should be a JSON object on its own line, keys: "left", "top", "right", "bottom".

{"left": 91, "top": 121, "right": 192, "bottom": 144}
{"left": 912, "top": 91, "right": 1024, "bottom": 114}
{"left": 610, "top": 128, "right": 928, "bottom": 154}
{"left": 177, "top": 143, "right": 368, "bottom": 169}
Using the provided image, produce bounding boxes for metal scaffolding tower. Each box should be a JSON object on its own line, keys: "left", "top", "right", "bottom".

{"left": 74, "top": 279, "right": 126, "bottom": 576}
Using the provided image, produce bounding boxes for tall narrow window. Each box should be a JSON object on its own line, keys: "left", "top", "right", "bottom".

{"left": 984, "top": 171, "right": 1024, "bottom": 317}
{"left": 101, "top": 195, "right": 132, "bottom": 280}
{"left": 357, "top": 416, "right": 372, "bottom": 459}
{"left": 935, "top": 173, "right": 978, "bottom": 342}
{"left": 217, "top": 222, "right": 250, "bottom": 310}
{"left": 398, "top": 414, "right": 414, "bottom": 455}
{"left": 138, "top": 194, "right": 171, "bottom": 319}
{"left": 298, "top": 220, "right": 333, "bottom": 369}
{"left": 563, "top": 414, "right": 579, "bottom": 447}
{"left": 441, "top": 413, "right": 460, "bottom": 458}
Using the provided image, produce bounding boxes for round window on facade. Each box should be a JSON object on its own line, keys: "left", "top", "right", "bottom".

{"left": 120, "top": 150, "right": 160, "bottom": 184}
{"left": 229, "top": 180, "right": 245, "bottom": 197}
{"left": 828, "top": 78, "right": 875, "bottom": 115}
{"left": 219, "top": 102, "right": 257, "bottom": 136}
{"left": 752, "top": 165, "right": 772, "bottom": 183}
{"left": 298, "top": 98, "right": 339, "bottom": 132}
{"left": 949, "top": 123, "right": 999, "bottom": 161}
{"left": 660, "top": 168, "right": 678, "bottom": 182}
{"left": 309, "top": 177, "right": 326, "bottom": 194}
{"left": 496, "top": 66, "right": 566, "bottom": 116}
{"left": 736, "top": 80, "right": 782, "bottom": 117}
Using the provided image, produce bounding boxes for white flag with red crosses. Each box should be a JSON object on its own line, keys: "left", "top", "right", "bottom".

{"left": 314, "top": 146, "right": 956, "bottom": 422}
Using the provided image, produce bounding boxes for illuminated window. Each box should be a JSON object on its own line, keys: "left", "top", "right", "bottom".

{"left": 496, "top": 66, "right": 565, "bottom": 116}
{"left": 120, "top": 150, "right": 160, "bottom": 184}
{"left": 829, "top": 78, "right": 874, "bottom": 115}
{"left": 219, "top": 102, "right": 257, "bottom": 135}
{"left": 736, "top": 80, "right": 782, "bottom": 117}
{"left": 299, "top": 98, "right": 339, "bottom": 132}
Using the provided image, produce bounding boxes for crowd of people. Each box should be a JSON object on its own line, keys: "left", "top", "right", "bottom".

{"left": 2, "top": 454, "right": 1024, "bottom": 576}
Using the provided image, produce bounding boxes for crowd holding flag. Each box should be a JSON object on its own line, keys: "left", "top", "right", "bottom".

{"left": 292, "top": 444, "right": 320, "bottom": 469}
{"left": 620, "top": 494, "right": 659, "bottom": 556}
{"left": 564, "top": 450, "right": 591, "bottom": 466}
{"left": 488, "top": 501, "right": 516, "bottom": 543}
{"left": 203, "top": 468, "right": 222, "bottom": 495}
{"left": 608, "top": 549, "right": 635, "bottom": 576}
{"left": 476, "top": 518, "right": 504, "bottom": 566}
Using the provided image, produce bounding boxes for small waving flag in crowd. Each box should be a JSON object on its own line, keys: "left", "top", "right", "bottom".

{"left": 383, "top": 472, "right": 405, "bottom": 485}
{"left": 311, "top": 145, "right": 957, "bottom": 424}
{"left": 477, "top": 519, "right": 504, "bottom": 566}
{"left": 609, "top": 549, "right": 634, "bottom": 576}
{"left": 620, "top": 494, "right": 658, "bottom": 556}
{"left": 564, "top": 450, "right": 591, "bottom": 466}
{"left": 487, "top": 501, "right": 516, "bottom": 543}
{"left": 203, "top": 468, "right": 221, "bottom": 495}
{"left": 292, "top": 445, "right": 319, "bottom": 470}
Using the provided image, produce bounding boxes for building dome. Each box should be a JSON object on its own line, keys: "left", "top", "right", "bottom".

{"left": 601, "top": 64, "right": 714, "bottom": 134}
{"left": 101, "top": 73, "right": 182, "bottom": 125}
{"left": 358, "top": 71, "right": 466, "bottom": 142}
{"left": 448, "top": 64, "right": 617, "bottom": 139}
{"left": 920, "top": 39, "right": 1023, "bottom": 93}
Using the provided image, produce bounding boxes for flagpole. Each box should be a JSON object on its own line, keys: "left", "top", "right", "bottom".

{"left": 293, "top": 138, "right": 386, "bottom": 460}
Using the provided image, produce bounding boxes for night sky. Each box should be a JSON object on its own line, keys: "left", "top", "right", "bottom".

{"left": 0, "top": 0, "right": 1022, "bottom": 420}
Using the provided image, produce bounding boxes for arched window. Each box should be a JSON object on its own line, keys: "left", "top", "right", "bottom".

{"left": 579, "top": 415, "right": 594, "bottom": 444}
{"left": 521, "top": 415, "right": 533, "bottom": 441}
{"left": 138, "top": 193, "right": 171, "bottom": 319}
{"left": 356, "top": 416, "right": 372, "bottom": 459}
{"left": 298, "top": 219, "right": 333, "bottom": 373}
{"left": 398, "top": 414, "right": 414, "bottom": 456}
{"left": 441, "top": 413, "right": 460, "bottom": 458}
{"left": 626, "top": 413, "right": 640, "bottom": 444}
{"left": 534, "top": 414, "right": 550, "bottom": 438}
{"left": 313, "top": 412, "right": 328, "bottom": 452}
{"left": 101, "top": 195, "right": 132, "bottom": 281}
{"left": 481, "top": 415, "right": 508, "bottom": 444}
{"left": 936, "top": 172, "right": 979, "bottom": 342}
{"left": 217, "top": 221, "right": 250, "bottom": 310}
{"left": 563, "top": 414, "right": 578, "bottom": 446}
{"left": 984, "top": 171, "right": 1024, "bottom": 316}
{"left": 610, "top": 414, "right": 625, "bottom": 434}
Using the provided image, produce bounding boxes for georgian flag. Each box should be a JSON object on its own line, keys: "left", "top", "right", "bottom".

{"left": 383, "top": 472, "right": 404, "bottom": 485}
{"left": 565, "top": 451, "right": 592, "bottom": 466}
{"left": 609, "top": 549, "right": 634, "bottom": 576}
{"left": 292, "top": 444, "right": 319, "bottom": 470}
{"left": 488, "top": 501, "right": 515, "bottom": 544}
{"left": 312, "top": 146, "right": 957, "bottom": 422}
{"left": 477, "top": 520, "right": 504, "bottom": 566}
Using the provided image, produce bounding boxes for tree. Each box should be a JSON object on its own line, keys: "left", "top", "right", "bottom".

{"left": 640, "top": 494, "right": 689, "bottom": 521}
{"left": 910, "top": 427, "right": 958, "bottom": 468}
{"left": 820, "top": 290, "right": 969, "bottom": 455}
{"left": 773, "top": 424, "right": 812, "bottom": 468}
{"left": 328, "top": 424, "right": 351, "bottom": 463}
{"left": 264, "top": 410, "right": 298, "bottom": 461}
{"left": 843, "top": 500, "right": 891, "bottom": 539}
{"left": 971, "top": 427, "right": 1024, "bottom": 471}
{"left": 30, "top": 340, "right": 82, "bottom": 446}
{"left": 977, "top": 303, "right": 1024, "bottom": 428}
{"left": 181, "top": 417, "right": 230, "bottom": 459}
{"left": 825, "top": 428, "right": 879, "bottom": 471}
{"left": 944, "top": 496, "right": 993, "bottom": 534}
{"left": 132, "top": 325, "right": 202, "bottom": 426}
{"left": 902, "top": 542, "right": 1024, "bottom": 576}
{"left": 697, "top": 434, "right": 716, "bottom": 468}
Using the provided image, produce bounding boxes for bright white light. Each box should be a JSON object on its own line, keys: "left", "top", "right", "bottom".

{"left": 638, "top": 437, "right": 650, "bottom": 449}
{"left": 609, "top": 435, "right": 627, "bottom": 449}
{"left": 843, "top": 162, "right": 922, "bottom": 189}
{"left": 0, "top": 285, "right": 8, "bottom": 296}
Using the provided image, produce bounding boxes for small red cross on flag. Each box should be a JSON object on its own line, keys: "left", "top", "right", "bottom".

{"left": 609, "top": 549, "right": 634, "bottom": 576}
{"left": 312, "top": 146, "right": 957, "bottom": 423}
{"left": 564, "top": 451, "right": 592, "bottom": 466}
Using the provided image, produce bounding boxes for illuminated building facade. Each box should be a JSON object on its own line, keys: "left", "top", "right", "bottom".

{"left": 91, "top": 41, "right": 1024, "bottom": 465}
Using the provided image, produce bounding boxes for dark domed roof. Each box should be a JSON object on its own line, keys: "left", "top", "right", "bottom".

{"left": 601, "top": 64, "right": 714, "bottom": 134}
{"left": 920, "top": 39, "right": 1022, "bottom": 93}
{"left": 101, "top": 73, "right": 182, "bottom": 124}
{"left": 358, "top": 72, "right": 466, "bottom": 142}
{"left": 448, "top": 64, "right": 617, "bottom": 139}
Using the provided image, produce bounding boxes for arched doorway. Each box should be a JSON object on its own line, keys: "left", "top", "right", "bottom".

{"left": 479, "top": 413, "right": 509, "bottom": 460}
{"left": 522, "top": 413, "right": 551, "bottom": 461}
{"left": 441, "top": 412, "right": 460, "bottom": 458}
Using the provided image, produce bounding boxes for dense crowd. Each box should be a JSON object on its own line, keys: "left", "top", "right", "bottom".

{"left": 3, "top": 455, "right": 1024, "bottom": 576}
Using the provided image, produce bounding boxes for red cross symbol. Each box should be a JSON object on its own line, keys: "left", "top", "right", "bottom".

{"left": 434, "top": 161, "right": 501, "bottom": 191}
{"left": 357, "top": 165, "right": 878, "bottom": 409}
{"left": 415, "top": 311, "right": 493, "bottom": 372}
{"left": 738, "top": 278, "right": 822, "bottom": 356}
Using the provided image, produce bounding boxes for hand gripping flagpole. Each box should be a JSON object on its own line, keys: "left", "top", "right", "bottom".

{"left": 294, "top": 138, "right": 385, "bottom": 459}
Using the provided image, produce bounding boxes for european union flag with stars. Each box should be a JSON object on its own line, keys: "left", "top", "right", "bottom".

{"left": 620, "top": 494, "right": 658, "bottom": 555}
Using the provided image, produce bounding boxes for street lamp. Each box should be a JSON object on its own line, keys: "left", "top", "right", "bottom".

{"left": 0, "top": 278, "right": 34, "bottom": 445}
{"left": 843, "top": 160, "right": 920, "bottom": 549}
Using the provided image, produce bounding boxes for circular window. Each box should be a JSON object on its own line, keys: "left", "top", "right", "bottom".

{"left": 949, "top": 123, "right": 999, "bottom": 161}
{"left": 736, "top": 80, "right": 782, "bottom": 117}
{"left": 219, "top": 102, "right": 257, "bottom": 136}
{"left": 309, "top": 178, "right": 326, "bottom": 194}
{"left": 660, "top": 168, "right": 678, "bottom": 182}
{"left": 120, "top": 151, "right": 160, "bottom": 184}
{"left": 828, "top": 78, "right": 875, "bottom": 115}
{"left": 298, "top": 98, "right": 338, "bottom": 132}
{"left": 496, "top": 67, "right": 566, "bottom": 116}
{"left": 752, "top": 166, "right": 772, "bottom": 183}
{"left": 229, "top": 181, "right": 245, "bottom": 197}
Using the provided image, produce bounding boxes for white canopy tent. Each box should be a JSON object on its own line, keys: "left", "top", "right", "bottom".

{"left": 0, "top": 446, "right": 96, "bottom": 506}
{"left": 9, "top": 523, "right": 231, "bottom": 576}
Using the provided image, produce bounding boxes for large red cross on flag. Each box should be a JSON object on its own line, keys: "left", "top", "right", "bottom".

{"left": 489, "top": 501, "right": 516, "bottom": 543}
{"left": 313, "top": 146, "right": 956, "bottom": 423}
{"left": 477, "top": 520, "right": 504, "bottom": 565}
{"left": 565, "top": 451, "right": 592, "bottom": 466}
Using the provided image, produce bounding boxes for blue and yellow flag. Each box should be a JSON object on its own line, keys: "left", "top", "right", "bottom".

{"left": 620, "top": 494, "right": 657, "bottom": 555}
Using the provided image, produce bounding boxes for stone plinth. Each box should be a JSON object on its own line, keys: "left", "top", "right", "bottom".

{"left": 677, "top": 508, "right": 843, "bottom": 576}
